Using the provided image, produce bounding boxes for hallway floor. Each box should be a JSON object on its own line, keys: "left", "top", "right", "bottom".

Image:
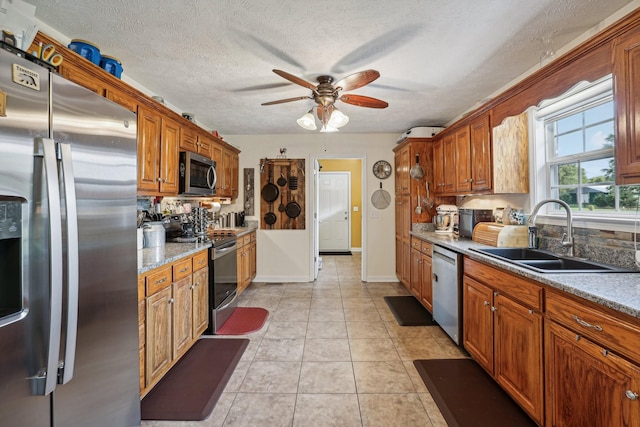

{"left": 143, "top": 254, "right": 467, "bottom": 426}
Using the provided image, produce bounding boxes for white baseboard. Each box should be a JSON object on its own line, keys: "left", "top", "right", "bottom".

{"left": 363, "top": 275, "right": 400, "bottom": 283}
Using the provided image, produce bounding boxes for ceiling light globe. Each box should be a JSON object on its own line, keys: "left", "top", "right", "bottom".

{"left": 297, "top": 111, "right": 317, "bottom": 130}
{"left": 328, "top": 109, "right": 349, "bottom": 128}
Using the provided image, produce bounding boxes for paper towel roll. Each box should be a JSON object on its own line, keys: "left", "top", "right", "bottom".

{"left": 209, "top": 202, "right": 221, "bottom": 213}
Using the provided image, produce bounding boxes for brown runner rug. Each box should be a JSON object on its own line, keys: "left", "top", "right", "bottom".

{"left": 141, "top": 338, "right": 249, "bottom": 421}
{"left": 413, "top": 359, "right": 537, "bottom": 427}
{"left": 383, "top": 295, "right": 438, "bottom": 326}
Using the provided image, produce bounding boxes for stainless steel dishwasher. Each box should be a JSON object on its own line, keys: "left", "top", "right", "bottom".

{"left": 432, "top": 245, "right": 463, "bottom": 344}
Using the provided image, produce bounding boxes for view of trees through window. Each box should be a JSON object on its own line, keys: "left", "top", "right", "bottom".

{"left": 546, "top": 97, "right": 640, "bottom": 213}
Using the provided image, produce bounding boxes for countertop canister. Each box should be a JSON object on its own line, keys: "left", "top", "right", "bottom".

{"left": 143, "top": 221, "right": 165, "bottom": 248}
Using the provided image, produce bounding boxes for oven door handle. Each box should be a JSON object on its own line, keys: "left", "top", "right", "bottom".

{"left": 216, "top": 243, "right": 237, "bottom": 253}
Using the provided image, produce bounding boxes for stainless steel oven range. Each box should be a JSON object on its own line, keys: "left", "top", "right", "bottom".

{"left": 205, "top": 234, "right": 238, "bottom": 334}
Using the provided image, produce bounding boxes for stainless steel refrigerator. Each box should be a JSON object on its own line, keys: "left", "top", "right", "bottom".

{"left": 0, "top": 46, "right": 141, "bottom": 426}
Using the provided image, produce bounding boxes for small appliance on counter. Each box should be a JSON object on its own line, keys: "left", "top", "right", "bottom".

{"left": 435, "top": 205, "right": 458, "bottom": 234}
{"left": 458, "top": 208, "right": 494, "bottom": 238}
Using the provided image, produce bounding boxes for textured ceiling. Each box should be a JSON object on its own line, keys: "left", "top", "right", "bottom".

{"left": 30, "top": 0, "right": 634, "bottom": 135}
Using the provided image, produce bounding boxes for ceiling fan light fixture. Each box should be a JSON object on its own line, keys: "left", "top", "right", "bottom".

{"left": 296, "top": 110, "right": 317, "bottom": 130}
{"left": 320, "top": 124, "right": 339, "bottom": 133}
{"left": 328, "top": 109, "right": 349, "bottom": 128}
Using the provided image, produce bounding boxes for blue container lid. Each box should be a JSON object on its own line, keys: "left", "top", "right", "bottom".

{"left": 68, "top": 39, "right": 101, "bottom": 65}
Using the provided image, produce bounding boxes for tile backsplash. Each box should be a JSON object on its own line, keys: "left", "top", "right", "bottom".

{"left": 537, "top": 224, "right": 639, "bottom": 270}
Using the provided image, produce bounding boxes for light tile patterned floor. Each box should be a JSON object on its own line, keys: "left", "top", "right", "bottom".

{"left": 142, "top": 254, "right": 467, "bottom": 427}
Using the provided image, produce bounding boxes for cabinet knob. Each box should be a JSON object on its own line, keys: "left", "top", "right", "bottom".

{"left": 483, "top": 301, "right": 489, "bottom": 306}
{"left": 169, "top": 298, "right": 174, "bottom": 304}
{"left": 626, "top": 390, "right": 639, "bottom": 400}
{"left": 490, "top": 306, "right": 497, "bottom": 312}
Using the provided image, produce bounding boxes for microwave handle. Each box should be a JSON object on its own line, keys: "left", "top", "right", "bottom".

{"left": 207, "top": 164, "right": 217, "bottom": 190}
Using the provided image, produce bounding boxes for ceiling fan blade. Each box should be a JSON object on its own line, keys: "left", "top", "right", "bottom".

{"left": 272, "top": 69, "right": 317, "bottom": 90}
{"left": 339, "top": 94, "right": 388, "bottom": 108}
{"left": 333, "top": 70, "right": 380, "bottom": 92}
{"left": 261, "top": 96, "right": 312, "bottom": 106}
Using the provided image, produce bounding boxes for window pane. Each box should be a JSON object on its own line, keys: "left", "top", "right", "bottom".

{"left": 556, "top": 113, "right": 582, "bottom": 134}
{"left": 556, "top": 131, "right": 583, "bottom": 157}
{"left": 584, "top": 100, "right": 613, "bottom": 126}
{"left": 557, "top": 163, "right": 579, "bottom": 185}
{"left": 583, "top": 184, "right": 614, "bottom": 210}
{"left": 581, "top": 158, "right": 613, "bottom": 183}
{"left": 585, "top": 122, "right": 614, "bottom": 151}
{"left": 558, "top": 188, "right": 577, "bottom": 209}
{"left": 619, "top": 185, "right": 640, "bottom": 210}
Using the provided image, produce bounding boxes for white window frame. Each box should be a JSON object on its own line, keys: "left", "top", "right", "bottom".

{"left": 531, "top": 74, "right": 639, "bottom": 232}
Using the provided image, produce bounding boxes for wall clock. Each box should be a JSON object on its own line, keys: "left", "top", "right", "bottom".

{"left": 372, "top": 160, "right": 392, "bottom": 179}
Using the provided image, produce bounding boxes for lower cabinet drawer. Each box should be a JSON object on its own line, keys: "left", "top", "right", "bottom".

{"left": 546, "top": 290, "right": 640, "bottom": 362}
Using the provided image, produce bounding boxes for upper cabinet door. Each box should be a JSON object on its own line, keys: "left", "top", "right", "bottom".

{"left": 455, "top": 127, "right": 472, "bottom": 193}
{"left": 470, "top": 114, "right": 492, "bottom": 192}
{"left": 137, "top": 106, "right": 162, "bottom": 193}
{"left": 614, "top": 28, "right": 640, "bottom": 184}
{"left": 159, "top": 117, "right": 180, "bottom": 194}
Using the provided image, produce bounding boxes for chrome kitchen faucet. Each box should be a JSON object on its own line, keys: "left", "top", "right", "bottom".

{"left": 527, "top": 198, "right": 574, "bottom": 257}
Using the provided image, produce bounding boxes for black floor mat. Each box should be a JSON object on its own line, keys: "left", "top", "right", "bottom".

{"left": 383, "top": 295, "right": 438, "bottom": 326}
{"left": 413, "top": 359, "right": 537, "bottom": 427}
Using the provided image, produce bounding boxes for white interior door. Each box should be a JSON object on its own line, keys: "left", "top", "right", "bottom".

{"left": 319, "top": 171, "right": 350, "bottom": 252}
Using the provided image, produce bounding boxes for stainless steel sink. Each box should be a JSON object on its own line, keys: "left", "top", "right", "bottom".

{"left": 473, "top": 248, "right": 558, "bottom": 261}
{"left": 471, "top": 247, "right": 634, "bottom": 273}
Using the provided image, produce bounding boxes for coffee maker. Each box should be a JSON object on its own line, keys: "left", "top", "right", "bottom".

{"left": 435, "top": 205, "right": 458, "bottom": 234}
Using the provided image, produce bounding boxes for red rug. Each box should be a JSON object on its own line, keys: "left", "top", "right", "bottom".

{"left": 217, "top": 307, "right": 269, "bottom": 335}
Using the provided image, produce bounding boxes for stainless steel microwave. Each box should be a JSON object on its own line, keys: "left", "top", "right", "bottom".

{"left": 179, "top": 151, "right": 217, "bottom": 195}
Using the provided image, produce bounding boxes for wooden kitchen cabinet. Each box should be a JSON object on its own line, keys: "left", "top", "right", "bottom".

{"left": 395, "top": 194, "right": 411, "bottom": 288}
{"left": 137, "top": 106, "right": 179, "bottom": 195}
{"left": 419, "top": 242, "right": 433, "bottom": 312}
{"left": 463, "top": 257, "right": 544, "bottom": 425}
{"left": 463, "top": 276, "right": 494, "bottom": 373}
{"left": 140, "top": 249, "right": 209, "bottom": 397}
{"left": 410, "top": 244, "right": 422, "bottom": 299}
{"left": 145, "top": 274, "right": 172, "bottom": 389}
{"left": 237, "top": 232, "right": 257, "bottom": 294}
{"left": 394, "top": 138, "right": 444, "bottom": 288}
{"left": 614, "top": 27, "right": 640, "bottom": 184}
{"left": 545, "top": 290, "right": 640, "bottom": 426}
{"left": 192, "top": 251, "right": 209, "bottom": 338}
{"left": 211, "top": 140, "right": 240, "bottom": 198}
{"left": 453, "top": 115, "right": 493, "bottom": 194}
{"left": 454, "top": 126, "right": 472, "bottom": 193}
{"left": 410, "top": 238, "right": 433, "bottom": 312}
{"left": 433, "top": 133, "right": 456, "bottom": 194}
{"left": 468, "top": 114, "right": 492, "bottom": 191}
{"left": 545, "top": 320, "right": 640, "bottom": 427}
{"left": 395, "top": 144, "right": 411, "bottom": 195}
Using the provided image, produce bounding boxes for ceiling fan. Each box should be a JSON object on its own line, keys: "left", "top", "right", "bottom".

{"left": 261, "top": 69, "right": 388, "bottom": 130}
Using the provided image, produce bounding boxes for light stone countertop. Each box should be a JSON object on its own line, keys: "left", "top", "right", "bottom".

{"left": 136, "top": 224, "right": 258, "bottom": 275}
{"left": 411, "top": 230, "right": 640, "bottom": 320}
{"left": 137, "top": 242, "right": 212, "bottom": 274}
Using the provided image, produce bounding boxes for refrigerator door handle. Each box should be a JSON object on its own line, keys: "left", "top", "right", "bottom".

{"left": 33, "top": 137, "right": 63, "bottom": 395}
{"left": 58, "top": 142, "right": 78, "bottom": 385}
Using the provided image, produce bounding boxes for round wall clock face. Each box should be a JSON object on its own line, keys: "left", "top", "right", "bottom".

{"left": 373, "top": 160, "right": 392, "bottom": 179}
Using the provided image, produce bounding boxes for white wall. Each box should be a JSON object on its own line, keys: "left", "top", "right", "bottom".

{"left": 227, "top": 133, "right": 399, "bottom": 283}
